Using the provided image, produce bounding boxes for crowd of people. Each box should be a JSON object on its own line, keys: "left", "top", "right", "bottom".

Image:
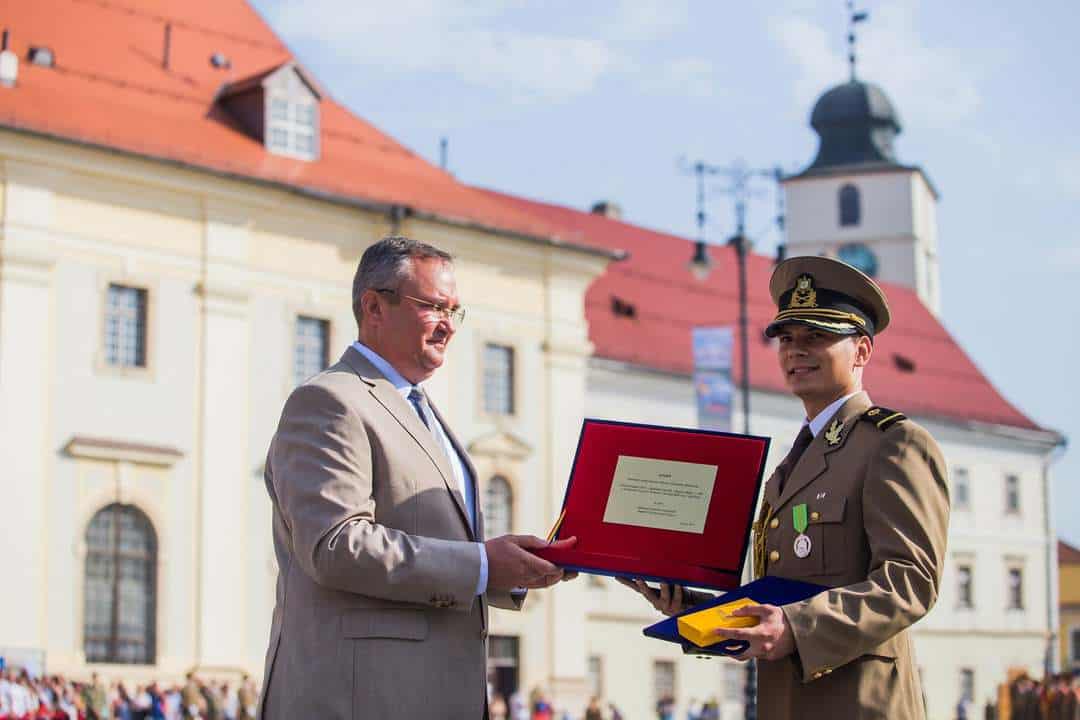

{"left": 0, "top": 669, "right": 258, "bottom": 720}
{"left": 989, "top": 672, "right": 1080, "bottom": 720}
{"left": 487, "top": 688, "right": 625, "bottom": 720}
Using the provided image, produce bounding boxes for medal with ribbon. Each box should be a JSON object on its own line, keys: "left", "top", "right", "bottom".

{"left": 793, "top": 503, "right": 812, "bottom": 558}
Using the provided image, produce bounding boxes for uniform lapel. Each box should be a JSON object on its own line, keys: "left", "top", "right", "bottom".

{"left": 773, "top": 391, "right": 871, "bottom": 511}
{"left": 340, "top": 348, "right": 473, "bottom": 536}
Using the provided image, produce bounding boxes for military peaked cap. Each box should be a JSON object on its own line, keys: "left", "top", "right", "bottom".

{"left": 764, "top": 256, "right": 891, "bottom": 338}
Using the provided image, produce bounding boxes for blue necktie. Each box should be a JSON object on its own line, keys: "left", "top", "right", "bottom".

{"left": 408, "top": 388, "right": 433, "bottom": 430}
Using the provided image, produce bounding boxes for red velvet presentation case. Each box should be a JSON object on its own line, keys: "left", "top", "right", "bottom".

{"left": 532, "top": 419, "right": 771, "bottom": 591}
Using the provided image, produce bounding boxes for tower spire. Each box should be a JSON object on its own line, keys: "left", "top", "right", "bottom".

{"left": 847, "top": 0, "right": 869, "bottom": 82}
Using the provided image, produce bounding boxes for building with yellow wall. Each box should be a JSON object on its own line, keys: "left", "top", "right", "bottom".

{"left": 1059, "top": 540, "right": 1080, "bottom": 671}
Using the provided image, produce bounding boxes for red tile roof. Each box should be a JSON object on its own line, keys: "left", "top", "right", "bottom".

{"left": 0, "top": 0, "right": 1044, "bottom": 432}
{"left": 480, "top": 189, "right": 1043, "bottom": 431}
{"left": 0, "top": 0, "right": 559, "bottom": 242}
{"left": 1060, "top": 540, "right": 1080, "bottom": 566}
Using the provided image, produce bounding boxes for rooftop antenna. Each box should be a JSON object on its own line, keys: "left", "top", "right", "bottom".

{"left": 847, "top": 0, "right": 869, "bottom": 81}
{"left": 163, "top": 22, "right": 172, "bottom": 70}
{"left": 439, "top": 136, "right": 448, "bottom": 171}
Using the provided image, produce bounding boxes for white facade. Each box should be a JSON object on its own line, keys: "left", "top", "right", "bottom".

{"left": 0, "top": 129, "right": 612, "bottom": 718}
{"left": 784, "top": 169, "right": 942, "bottom": 313}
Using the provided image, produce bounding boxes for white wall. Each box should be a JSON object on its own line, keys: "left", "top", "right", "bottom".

{"left": 783, "top": 170, "right": 942, "bottom": 313}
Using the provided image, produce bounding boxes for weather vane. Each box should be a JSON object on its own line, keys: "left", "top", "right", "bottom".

{"left": 847, "top": 0, "right": 869, "bottom": 81}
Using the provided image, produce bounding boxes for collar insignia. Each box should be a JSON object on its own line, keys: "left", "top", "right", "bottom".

{"left": 824, "top": 418, "right": 844, "bottom": 446}
{"left": 788, "top": 274, "right": 818, "bottom": 309}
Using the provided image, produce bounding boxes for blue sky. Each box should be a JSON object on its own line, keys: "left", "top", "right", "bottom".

{"left": 251, "top": 0, "right": 1080, "bottom": 544}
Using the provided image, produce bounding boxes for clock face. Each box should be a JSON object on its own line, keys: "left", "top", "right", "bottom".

{"left": 838, "top": 243, "right": 879, "bottom": 277}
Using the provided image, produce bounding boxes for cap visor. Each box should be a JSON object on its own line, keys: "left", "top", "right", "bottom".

{"left": 764, "top": 317, "right": 861, "bottom": 338}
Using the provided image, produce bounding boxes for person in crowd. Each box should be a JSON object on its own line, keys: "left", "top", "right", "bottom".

{"left": 584, "top": 696, "right": 604, "bottom": 720}
{"left": 180, "top": 673, "right": 205, "bottom": 719}
{"left": 113, "top": 682, "right": 134, "bottom": 720}
{"left": 507, "top": 690, "right": 529, "bottom": 720}
{"left": 489, "top": 693, "right": 508, "bottom": 720}
{"left": 235, "top": 675, "right": 257, "bottom": 720}
{"left": 85, "top": 672, "right": 108, "bottom": 720}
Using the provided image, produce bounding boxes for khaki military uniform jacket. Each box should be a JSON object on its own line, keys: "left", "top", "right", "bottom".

{"left": 258, "top": 347, "right": 520, "bottom": 719}
{"left": 754, "top": 392, "right": 949, "bottom": 720}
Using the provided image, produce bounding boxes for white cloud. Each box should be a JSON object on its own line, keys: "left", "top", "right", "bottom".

{"left": 768, "top": 0, "right": 981, "bottom": 130}
{"left": 262, "top": 0, "right": 709, "bottom": 105}
{"left": 608, "top": 0, "right": 690, "bottom": 42}
{"left": 266, "top": 0, "right": 616, "bottom": 103}
{"left": 645, "top": 57, "right": 719, "bottom": 100}
{"left": 770, "top": 14, "right": 846, "bottom": 111}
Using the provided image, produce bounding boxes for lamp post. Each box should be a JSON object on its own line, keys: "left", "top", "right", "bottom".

{"left": 685, "top": 159, "right": 783, "bottom": 720}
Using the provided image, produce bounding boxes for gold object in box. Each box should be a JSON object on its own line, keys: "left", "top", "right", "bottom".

{"left": 676, "top": 597, "right": 760, "bottom": 647}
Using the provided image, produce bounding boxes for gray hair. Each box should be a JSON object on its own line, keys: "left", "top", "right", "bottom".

{"left": 352, "top": 235, "right": 453, "bottom": 328}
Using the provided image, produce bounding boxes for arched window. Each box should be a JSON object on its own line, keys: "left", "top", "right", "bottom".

{"left": 839, "top": 184, "right": 861, "bottom": 226}
{"left": 84, "top": 504, "right": 157, "bottom": 664}
{"left": 483, "top": 476, "right": 513, "bottom": 538}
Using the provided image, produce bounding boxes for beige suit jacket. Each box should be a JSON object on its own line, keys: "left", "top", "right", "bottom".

{"left": 752, "top": 392, "right": 950, "bottom": 720}
{"left": 258, "top": 347, "right": 518, "bottom": 719}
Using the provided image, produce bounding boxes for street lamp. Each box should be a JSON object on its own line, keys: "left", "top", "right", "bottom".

{"left": 684, "top": 159, "right": 784, "bottom": 720}
{"left": 688, "top": 240, "right": 712, "bottom": 281}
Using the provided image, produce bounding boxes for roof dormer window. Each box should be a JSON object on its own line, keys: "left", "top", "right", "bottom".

{"left": 266, "top": 94, "right": 317, "bottom": 159}
{"left": 216, "top": 61, "right": 322, "bottom": 162}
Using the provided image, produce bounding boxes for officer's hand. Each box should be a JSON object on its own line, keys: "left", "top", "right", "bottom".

{"left": 616, "top": 578, "right": 686, "bottom": 616}
{"left": 722, "top": 603, "right": 795, "bottom": 662}
{"left": 485, "top": 535, "right": 576, "bottom": 590}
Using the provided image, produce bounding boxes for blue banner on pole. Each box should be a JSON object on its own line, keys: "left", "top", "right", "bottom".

{"left": 693, "top": 327, "right": 733, "bottom": 431}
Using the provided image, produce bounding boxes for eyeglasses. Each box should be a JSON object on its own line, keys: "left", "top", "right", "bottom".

{"left": 375, "top": 289, "right": 466, "bottom": 325}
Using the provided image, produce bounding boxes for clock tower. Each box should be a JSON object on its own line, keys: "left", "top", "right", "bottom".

{"left": 781, "top": 80, "right": 942, "bottom": 314}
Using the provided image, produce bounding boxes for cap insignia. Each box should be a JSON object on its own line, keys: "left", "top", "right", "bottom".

{"left": 788, "top": 274, "right": 818, "bottom": 309}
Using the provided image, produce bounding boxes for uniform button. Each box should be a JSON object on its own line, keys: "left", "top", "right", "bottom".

{"left": 769, "top": 550, "right": 780, "bottom": 563}
{"left": 769, "top": 518, "right": 779, "bottom": 529}
{"left": 810, "top": 511, "right": 820, "bottom": 521}
{"left": 480, "top": 629, "right": 488, "bottom": 640}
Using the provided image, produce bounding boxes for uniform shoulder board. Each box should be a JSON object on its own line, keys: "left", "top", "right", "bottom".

{"left": 861, "top": 406, "right": 907, "bottom": 431}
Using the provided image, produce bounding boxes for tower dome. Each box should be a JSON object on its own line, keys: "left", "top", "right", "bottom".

{"left": 806, "top": 80, "right": 902, "bottom": 171}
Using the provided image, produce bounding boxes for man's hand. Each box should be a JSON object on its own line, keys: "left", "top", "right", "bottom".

{"left": 721, "top": 603, "right": 796, "bottom": 662}
{"left": 616, "top": 578, "right": 686, "bottom": 616}
{"left": 485, "top": 535, "right": 576, "bottom": 590}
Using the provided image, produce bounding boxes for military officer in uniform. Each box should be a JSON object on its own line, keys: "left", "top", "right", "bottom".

{"left": 621, "top": 256, "right": 950, "bottom": 720}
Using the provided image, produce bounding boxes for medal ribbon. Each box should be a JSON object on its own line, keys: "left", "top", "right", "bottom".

{"left": 793, "top": 503, "right": 808, "bottom": 534}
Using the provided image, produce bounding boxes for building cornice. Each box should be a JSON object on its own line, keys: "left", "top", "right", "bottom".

{"left": 0, "top": 123, "right": 624, "bottom": 264}
{"left": 64, "top": 436, "right": 184, "bottom": 467}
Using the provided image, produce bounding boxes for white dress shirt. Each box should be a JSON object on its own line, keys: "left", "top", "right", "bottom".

{"left": 806, "top": 390, "right": 865, "bottom": 437}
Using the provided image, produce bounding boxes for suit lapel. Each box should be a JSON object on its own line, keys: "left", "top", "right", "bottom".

{"left": 340, "top": 348, "right": 473, "bottom": 536}
{"left": 428, "top": 398, "right": 479, "bottom": 541}
{"left": 772, "top": 392, "right": 871, "bottom": 512}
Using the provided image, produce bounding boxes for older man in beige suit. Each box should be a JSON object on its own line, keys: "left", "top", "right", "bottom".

{"left": 258, "top": 236, "right": 573, "bottom": 719}
{"left": 623, "top": 256, "right": 949, "bottom": 720}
